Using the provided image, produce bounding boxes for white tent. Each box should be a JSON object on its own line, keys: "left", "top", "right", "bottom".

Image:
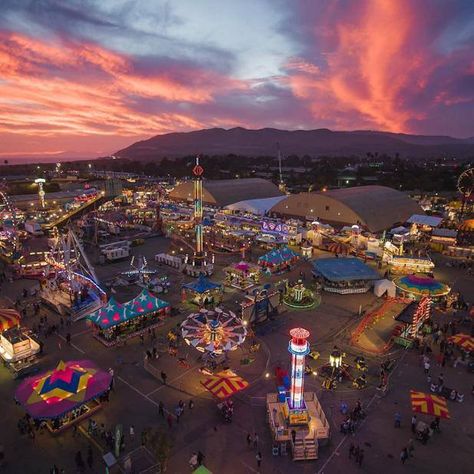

{"left": 225, "top": 196, "right": 286, "bottom": 215}
{"left": 373, "top": 279, "right": 396, "bottom": 298}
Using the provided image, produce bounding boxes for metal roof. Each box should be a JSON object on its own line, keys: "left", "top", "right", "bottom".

{"left": 406, "top": 214, "right": 443, "bottom": 227}
{"left": 169, "top": 178, "right": 283, "bottom": 207}
{"left": 271, "top": 185, "right": 423, "bottom": 232}
{"left": 312, "top": 257, "right": 380, "bottom": 281}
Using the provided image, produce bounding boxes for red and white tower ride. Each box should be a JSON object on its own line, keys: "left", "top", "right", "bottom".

{"left": 288, "top": 327, "right": 310, "bottom": 409}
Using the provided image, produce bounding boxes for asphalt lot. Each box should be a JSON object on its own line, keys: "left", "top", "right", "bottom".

{"left": 0, "top": 236, "right": 472, "bottom": 474}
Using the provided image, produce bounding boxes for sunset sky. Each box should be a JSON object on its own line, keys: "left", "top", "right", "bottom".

{"left": 0, "top": 0, "right": 473, "bottom": 161}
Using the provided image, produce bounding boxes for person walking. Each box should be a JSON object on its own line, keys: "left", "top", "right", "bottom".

{"left": 129, "top": 425, "right": 135, "bottom": 441}
{"left": 158, "top": 401, "right": 164, "bottom": 417}
{"left": 161, "top": 371, "right": 167, "bottom": 385}
{"left": 256, "top": 451, "right": 262, "bottom": 469}
{"left": 394, "top": 412, "right": 401, "bottom": 428}
{"left": 411, "top": 415, "right": 417, "bottom": 433}
{"left": 400, "top": 447, "right": 408, "bottom": 464}
{"left": 188, "top": 399, "right": 194, "bottom": 410}
{"left": 246, "top": 433, "right": 253, "bottom": 448}
{"left": 253, "top": 432, "right": 259, "bottom": 449}
{"left": 423, "top": 360, "right": 430, "bottom": 375}
{"left": 197, "top": 451, "right": 204, "bottom": 466}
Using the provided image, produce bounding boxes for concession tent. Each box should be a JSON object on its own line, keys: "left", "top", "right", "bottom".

{"left": 373, "top": 279, "right": 396, "bottom": 298}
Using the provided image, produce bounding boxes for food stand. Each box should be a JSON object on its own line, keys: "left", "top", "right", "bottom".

{"left": 88, "top": 290, "right": 170, "bottom": 346}
{"left": 224, "top": 261, "right": 260, "bottom": 290}
{"left": 388, "top": 255, "right": 435, "bottom": 274}
{"left": 14, "top": 360, "right": 112, "bottom": 434}
{"left": 0, "top": 308, "right": 41, "bottom": 377}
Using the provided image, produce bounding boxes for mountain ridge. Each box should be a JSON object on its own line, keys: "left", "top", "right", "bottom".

{"left": 115, "top": 127, "right": 474, "bottom": 160}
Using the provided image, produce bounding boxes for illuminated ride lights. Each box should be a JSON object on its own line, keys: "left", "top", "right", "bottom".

{"left": 288, "top": 327, "right": 310, "bottom": 410}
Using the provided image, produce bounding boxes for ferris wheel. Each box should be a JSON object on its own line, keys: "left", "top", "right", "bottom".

{"left": 457, "top": 167, "right": 474, "bottom": 198}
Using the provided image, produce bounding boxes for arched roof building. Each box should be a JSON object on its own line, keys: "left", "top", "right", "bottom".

{"left": 270, "top": 185, "right": 422, "bottom": 232}
{"left": 169, "top": 178, "right": 283, "bottom": 208}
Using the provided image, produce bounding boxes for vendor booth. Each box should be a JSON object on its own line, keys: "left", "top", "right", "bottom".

{"left": 88, "top": 290, "right": 170, "bottom": 346}
{"left": 14, "top": 360, "right": 112, "bottom": 434}
{"left": 388, "top": 255, "right": 434, "bottom": 274}
{"left": 224, "top": 261, "right": 260, "bottom": 290}
{"left": 312, "top": 257, "right": 379, "bottom": 294}
{"left": 0, "top": 309, "right": 40, "bottom": 377}
{"left": 181, "top": 274, "right": 223, "bottom": 308}
{"left": 393, "top": 297, "right": 432, "bottom": 347}
{"left": 258, "top": 245, "right": 300, "bottom": 273}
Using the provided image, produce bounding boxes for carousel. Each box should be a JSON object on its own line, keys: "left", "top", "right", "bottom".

{"left": 181, "top": 308, "right": 247, "bottom": 355}
{"left": 283, "top": 280, "right": 319, "bottom": 309}
{"left": 224, "top": 261, "right": 260, "bottom": 290}
{"left": 393, "top": 274, "right": 450, "bottom": 300}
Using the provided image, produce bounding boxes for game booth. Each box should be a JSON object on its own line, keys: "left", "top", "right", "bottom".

{"left": 388, "top": 255, "right": 435, "bottom": 274}
{"left": 14, "top": 360, "right": 112, "bottom": 434}
{"left": 258, "top": 245, "right": 300, "bottom": 274}
{"left": 312, "top": 257, "right": 380, "bottom": 294}
{"left": 223, "top": 261, "right": 261, "bottom": 290}
{"left": 181, "top": 274, "right": 223, "bottom": 308}
{"left": 88, "top": 289, "right": 170, "bottom": 346}
{"left": 0, "top": 308, "right": 41, "bottom": 378}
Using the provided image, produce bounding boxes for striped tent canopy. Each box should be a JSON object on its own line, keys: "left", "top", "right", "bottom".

{"left": 447, "top": 333, "right": 474, "bottom": 352}
{"left": 201, "top": 369, "right": 249, "bottom": 399}
{"left": 0, "top": 308, "right": 21, "bottom": 332}
{"left": 327, "top": 242, "right": 350, "bottom": 255}
{"left": 410, "top": 390, "right": 450, "bottom": 419}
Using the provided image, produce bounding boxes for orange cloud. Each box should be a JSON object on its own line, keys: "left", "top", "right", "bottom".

{"left": 0, "top": 32, "right": 245, "bottom": 154}
{"left": 285, "top": 0, "right": 432, "bottom": 132}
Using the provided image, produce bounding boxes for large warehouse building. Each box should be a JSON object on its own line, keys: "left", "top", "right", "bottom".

{"left": 269, "top": 185, "right": 423, "bottom": 232}
{"left": 169, "top": 178, "right": 283, "bottom": 208}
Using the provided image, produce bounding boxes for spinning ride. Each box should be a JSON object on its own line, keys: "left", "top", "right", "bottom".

{"left": 181, "top": 308, "right": 247, "bottom": 355}
{"left": 394, "top": 273, "right": 450, "bottom": 299}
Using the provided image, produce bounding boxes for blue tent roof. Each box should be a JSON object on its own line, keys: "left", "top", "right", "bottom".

{"left": 182, "top": 273, "right": 222, "bottom": 294}
{"left": 87, "top": 290, "right": 169, "bottom": 329}
{"left": 258, "top": 245, "right": 300, "bottom": 266}
{"left": 312, "top": 257, "right": 380, "bottom": 282}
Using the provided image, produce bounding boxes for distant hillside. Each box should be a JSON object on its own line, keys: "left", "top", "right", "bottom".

{"left": 115, "top": 127, "right": 474, "bottom": 160}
